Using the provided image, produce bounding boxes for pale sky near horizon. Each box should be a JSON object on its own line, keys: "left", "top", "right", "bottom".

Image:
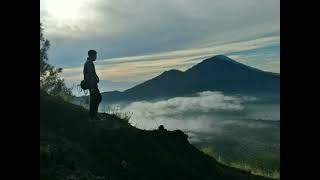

{"left": 40, "top": 0, "right": 280, "bottom": 94}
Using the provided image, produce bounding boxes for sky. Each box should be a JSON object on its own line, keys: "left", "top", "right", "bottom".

{"left": 40, "top": 0, "right": 280, "bottom": 94}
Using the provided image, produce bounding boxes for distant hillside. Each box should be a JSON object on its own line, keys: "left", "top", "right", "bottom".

{"left": 97, "top": 55, "right": 279, "bottom": 104}
{"left": 41, "top": 91, "right": 275, "bottom": 180}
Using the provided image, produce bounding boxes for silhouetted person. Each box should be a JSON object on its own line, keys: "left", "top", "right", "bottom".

{"left": 83, "top": 50, "right": 102, "bottom": 120}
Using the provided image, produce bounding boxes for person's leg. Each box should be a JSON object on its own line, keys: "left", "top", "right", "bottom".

{"left": 89, "top": 92, "right": 95, "bottom": 118}
{"left": 95, "top": 105, "right": 99, "bottom": 117}
{"left": 88, "top": 87, "right": 100, "bottom": 119}
{"left": 93, "top": 89, "right": 102, "bottom": 117}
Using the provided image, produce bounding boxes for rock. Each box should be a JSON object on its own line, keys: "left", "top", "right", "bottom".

{"left": 158, "top": 125, "right": 166, "bottom": 131}
{"left": 121, "top": 160, "right": 128, "bottom": 169}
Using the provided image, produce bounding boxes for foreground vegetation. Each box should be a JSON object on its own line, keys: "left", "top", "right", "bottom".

{"left": 202, "top": 146, "right": 279, "bottom": 179}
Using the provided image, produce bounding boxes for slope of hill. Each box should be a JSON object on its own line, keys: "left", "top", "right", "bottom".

{"left": 98, "top": 55, "right": 279, "bottom": 104}
{"left": 41, "top": 91, "right": 275, "bottom": 180}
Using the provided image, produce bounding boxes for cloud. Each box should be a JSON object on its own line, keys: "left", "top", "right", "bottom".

{"left": 125, "top": 91, "right": 250, "bottom": 115}
{"left": 40, "top": 0, "right": 279, "bottom": 69}
{"left": 120, "top": 91, "right": 258, "bottom": 133}
{"left": 107, "top": 91, "right": 279, "bottom": 146}
{"left": 61, "top": 35, "right": 280, "bottom": 91}
{"left": 227, "top": 44, "right": 280, "bottom": 73}
{"left": 42, "top": 0, "right": 279, "bottom": 40}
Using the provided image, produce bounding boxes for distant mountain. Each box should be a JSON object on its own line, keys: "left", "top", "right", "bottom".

{"left": 92, "top": 55, "right": 279, "bottom": 104}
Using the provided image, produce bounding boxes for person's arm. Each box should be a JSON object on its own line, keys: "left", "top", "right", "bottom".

{"left": 92, "top": 63, "right": 99, "bottom": 83}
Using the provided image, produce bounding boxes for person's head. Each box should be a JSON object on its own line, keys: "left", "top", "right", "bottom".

{"left": 88, "top": 49, "right": 97, "bottom": 61}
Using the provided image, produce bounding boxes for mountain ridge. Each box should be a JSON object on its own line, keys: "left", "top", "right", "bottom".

{"left": 74, "top": 55, "right": 279, "bottom": 104}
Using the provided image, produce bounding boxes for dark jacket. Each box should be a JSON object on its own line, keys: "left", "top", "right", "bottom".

{"left": 83, "top": 59, "right": 99, "bottom": 89}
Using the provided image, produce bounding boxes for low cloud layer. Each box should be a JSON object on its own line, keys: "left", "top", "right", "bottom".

{"left": 120, "top": 91, "right": 272, "bottom": 133}
{"left": 116, "top": 91, "right": 279, "bottom": 146}
{"left": 125, "top": 91, "right": 255, "bottom": 116}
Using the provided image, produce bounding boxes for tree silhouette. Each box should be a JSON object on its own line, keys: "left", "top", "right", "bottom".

{"left": 40, "top": 23, "right": 73, "bottom": 101}
{"left": 40, "top": 23, "right": 51, "bottom": 76}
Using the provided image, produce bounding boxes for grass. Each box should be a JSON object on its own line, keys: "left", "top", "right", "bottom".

{"left": 103, "top": 105, "right": 133, "bottom": 123}
{"left": 201, "top": 146, "right": 280, "bottom": 179}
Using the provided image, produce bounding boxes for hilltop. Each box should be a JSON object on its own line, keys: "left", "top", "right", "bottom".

{"left": 41, "top": 91, "right": 276, "bottom": 180}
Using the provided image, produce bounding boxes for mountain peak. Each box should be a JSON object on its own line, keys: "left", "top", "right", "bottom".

{"left": 197, "top": 55, "right": 279, "bottom": 76}
{"left": 202, "top": 55, "right": 239, "bottom": 64}
{"left": 187, "top": 55, "right": 242, "bottom": 73}
{"left": 161, "top": 69, "right": 183, "bottom": 76}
